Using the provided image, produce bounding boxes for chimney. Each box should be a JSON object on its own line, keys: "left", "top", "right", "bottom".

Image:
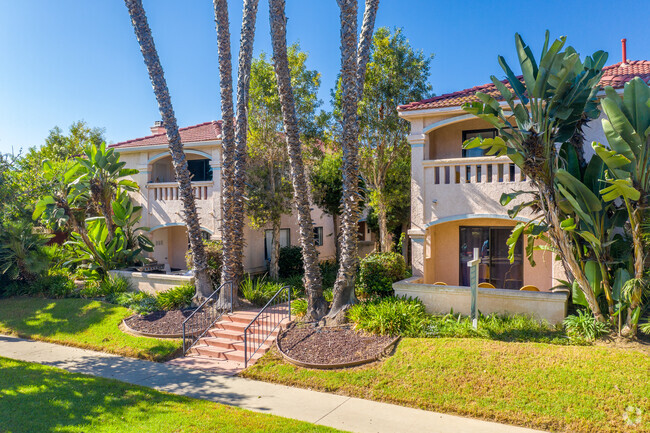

{"left": 150, "top": 120, "right": 166, "bottom": 135}
{"left": 621, "top": 38, "right": 628, "bottom": 65}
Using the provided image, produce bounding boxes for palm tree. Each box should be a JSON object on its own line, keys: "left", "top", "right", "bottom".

{"left": 124, "top": 0, "right": 212, "bottom": 299}
{"left": 213, "top": 0, "right": 260, "bottom": 306}
{"left": 232, "top": 0, "right": 260, "bottom": 282}
{"left": 213, "top": 0, "right": 237, "bottom": 304}
{"left": 269, "top": 0, "right": 328, "bottom": 321}
{"left": 327, "top": 0, "right": 379, "bottom": 323}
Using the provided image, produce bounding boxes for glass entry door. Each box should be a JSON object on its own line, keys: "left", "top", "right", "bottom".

{"left": 459, "top": 226, "right": 523, "bottom": 290}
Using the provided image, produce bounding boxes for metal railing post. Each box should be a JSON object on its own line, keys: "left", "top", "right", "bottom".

{"left": 287, "top": 286, "right": 291, "bottom": 319}
{"left": 244, "top": 332, "right": 248, "bottom": 368}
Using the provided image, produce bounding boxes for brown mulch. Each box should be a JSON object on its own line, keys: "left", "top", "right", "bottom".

{"left": 123, "top": 309, "right": 195, "bottom": 336}
{"left": 277, "top": 324, "right": 396, "bottom": 366}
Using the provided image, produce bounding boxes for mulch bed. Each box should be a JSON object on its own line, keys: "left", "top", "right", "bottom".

{"left": 123, "top": 310, "right": 195, "bottom": 336}
{"left": 277, "top": 324, "right": 397, "bottom": 367}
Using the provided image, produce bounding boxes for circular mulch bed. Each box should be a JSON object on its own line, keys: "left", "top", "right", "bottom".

{"left": 277, "top": 324, "right": 399, "bottom": 369}
{"left": 123, "top": 310, "right": 196, "bottom": 338}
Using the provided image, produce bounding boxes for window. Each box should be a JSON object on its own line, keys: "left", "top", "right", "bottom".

{"left": 187, "top": 159, "right": 213, "bottom": 181}
{"left": 462, "top": 129, "right": 498, "bottom": 158}
{"left": 313, "top": 226, "right": 323, "bottom": 246}
{"left": 459, "top": 226, "right": 523, "bottom": 290}
{"left": 264, "top": 228, "right": 290, "bottom": 260}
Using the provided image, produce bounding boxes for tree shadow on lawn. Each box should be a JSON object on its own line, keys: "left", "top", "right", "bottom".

{"left": 0, "top": 298, "right": 181, "bottom": 361}
{"left": 0, "top": 357, "right": 253, "bottom": 433}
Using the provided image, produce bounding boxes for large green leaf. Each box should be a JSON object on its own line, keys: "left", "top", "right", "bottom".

{"left": 599, "top": 178, "right": 641, "bottom": 202}
{"left": 555, "top": 169, "right": 602, "bottom": 212}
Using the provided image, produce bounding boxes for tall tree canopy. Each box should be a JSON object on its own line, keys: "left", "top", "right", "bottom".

{"left": 357, "top": 27, "right": 432, "bottom": 252}
{"left": 246, "top": 44, "right": 322, "bottom": 279}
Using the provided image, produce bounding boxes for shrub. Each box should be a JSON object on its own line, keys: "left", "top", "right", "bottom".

{"left": 0, "top": 269, "right": 76, "bottom": 299}
{"left": 240, "top": 274, "right": 284, "bottom": 307}
{"left": 31, "top": 270, "right": 77, "bottom": 299}
{"left": 281, "top": 274, "right": 305, "bottom": 298}
{"left": 157, "top": 283, "right": 194, "bottom": 310}
{"left": 79, "top": 274, "right": 132, "bottom": 302}
{"left": 563, "top": 309, "right": 610, "bottom": 342}
{"left": 639, "top": 321, "right": 650, "bottom": 335}
{"left": 278, "top": 246, "right": 303, "bottom": 278}
{"left": 0, "top": 221, "right": 51, "bottom": 283}
{"left": 319, "top": 259, "right": 338, "bottom": 290}
{"left": 348, "top": 296, "right": 429, "bottom": 337}
{"left": 356, "top": 252, "right": 407, "bottom": 298}
{"left": 114, "top": 291, "right": 159, "bottom": 315}
{"left": 186, "top": 240, "right": 222, "bottom": 287}
{"left": 291, "top": 299, "right": 307, "bottom": 318}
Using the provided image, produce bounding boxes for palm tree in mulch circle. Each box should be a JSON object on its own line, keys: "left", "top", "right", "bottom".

{"left": 124, "top": 0, "right": 212, "bottom": 300}
{"left": 213, "top": 0, "right": 260, "bottom": 306}
{"left": 268, "top": 0, "right": 328, "bottom": 321}
{"left": 327, "top": 0, "right": 379, "bottom": 324}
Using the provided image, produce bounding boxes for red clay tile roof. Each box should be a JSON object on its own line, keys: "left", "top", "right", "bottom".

{"left": 398, "top": 60, "right": 650, "bottom": 112}
{"left": 109, "top": 121, "right": 222, "bottom": 149}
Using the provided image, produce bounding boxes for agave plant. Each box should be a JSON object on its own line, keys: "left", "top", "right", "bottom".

{"left": 0, "top": 220, "right": 51, "bottom": 282}
{"left": 462, "top": 32, "right": 609, "bottom": 321}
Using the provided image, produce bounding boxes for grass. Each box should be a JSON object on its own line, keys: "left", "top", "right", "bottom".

{"left": 0, "top": 357, "right": 342, "bottom": 433}
{"left": 0, "top": 297, "right": 181, "bottom": 361}
{"left": 243, "top": 338, "right": 650, "bottom": 433}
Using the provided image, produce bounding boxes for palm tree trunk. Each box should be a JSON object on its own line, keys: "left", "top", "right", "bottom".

{"left": 269, "top": 0, "right": 327, "bottom": 321}
{"left": 214, "top": 0, "right": 237, "bottom": 306}
{"left": 328, "top": 0, "right": 379, "bottom": 324}
{"left": 231, "top": 0, "right": 260, "bottom": 284}
{"left": 124, "top": 0, "right": 212, "bottom": 300}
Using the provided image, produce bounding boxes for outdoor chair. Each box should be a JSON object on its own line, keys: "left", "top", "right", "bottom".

{"left": 478, "top": 282, "right": 495, "bottom": 289}
{"left": 519, "top": 285, "right": 540, "bottom": 292}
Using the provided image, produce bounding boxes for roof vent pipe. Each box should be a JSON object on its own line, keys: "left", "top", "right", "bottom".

{"left": 622, "top": 38, "right": 627, "bottom": 65}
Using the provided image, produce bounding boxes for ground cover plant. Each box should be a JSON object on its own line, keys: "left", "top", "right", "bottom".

{"left": 243, "top": 338, "right": 650, "bottom": 433}
{"left": 348, "top": 296, "right": 571, "bottom": 344}
{"left": 0, "top": 297, "right": 180, "bottom": 361}
{"left": 0, "top": 357, "right": 341, "bottom": 433}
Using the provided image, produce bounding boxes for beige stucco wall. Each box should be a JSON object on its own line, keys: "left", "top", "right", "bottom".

{"left": 116, "top": 143, "right": 336, "bottom": 275}
{"left": 394, "top": 277, "right": 568, "bottom": 324}
{"left": 108, "top": 270, "right": 194, "bottom": 295}
{"left": 424, "top": 218, "right": 554, "bottom": 291}
{"left": 428, "top": 117, "right": 493, "bottom": 160}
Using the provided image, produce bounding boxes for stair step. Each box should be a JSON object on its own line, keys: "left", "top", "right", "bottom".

{"left": 198, "top": 336, "right": 272, "bottom": 351}
{"left": 190, "top": 344, "right": 265, "bottom": 362}
{"left": 206, "top": 327, "right": 280, "bottom": 343}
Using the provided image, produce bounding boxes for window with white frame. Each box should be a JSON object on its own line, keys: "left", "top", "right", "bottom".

{"left": 313, "top": 226, "right": 323, "bottom": 246}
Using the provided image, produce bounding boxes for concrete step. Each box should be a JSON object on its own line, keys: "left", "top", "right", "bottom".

{"left": 198, "top": 336, "right": 272, "bottom": 352}
{"left": 206, "top": 327, "right": 279, "bottom": 343}
{"left": 189, "top": 344, "right": 265, "bottom": 363}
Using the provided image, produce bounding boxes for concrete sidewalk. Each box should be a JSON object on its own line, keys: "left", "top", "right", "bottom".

{"left": 0, "top": 335, "right": 546, "bottom": 433}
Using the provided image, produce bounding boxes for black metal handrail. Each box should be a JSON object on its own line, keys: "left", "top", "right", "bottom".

{"left": 243, "top": 285, "right": 291, "bottom": 367}
{"left": 182, "top": 281, "right": 233, "bottom": 355}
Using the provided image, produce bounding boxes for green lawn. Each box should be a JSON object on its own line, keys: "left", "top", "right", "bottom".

{"left": 0, "top": 357, "right": 341, "bottom": 433}
{"left": 0, "top": 297, "right": 181, "bottom": 361}
{"left": 243, "top": 338, "right": 650, "bottom": 433}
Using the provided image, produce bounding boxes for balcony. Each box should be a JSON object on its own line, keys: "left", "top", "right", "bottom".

{"left": 147, "top": 181, "right": 213, "bottom": 201}
{"left": 423, "top": 156, "right": 526, "bottom": 185}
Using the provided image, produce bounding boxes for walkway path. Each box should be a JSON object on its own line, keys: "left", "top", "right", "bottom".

{"left": 0, "top": 334, "right": 546, "bottom": 433}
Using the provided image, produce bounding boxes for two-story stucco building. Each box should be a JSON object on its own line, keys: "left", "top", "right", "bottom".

{"left": 394, "top": 59, "right": 650, "bottom": 323}
{"left": 109, "top": 121, "right": 338, "bottom": 274}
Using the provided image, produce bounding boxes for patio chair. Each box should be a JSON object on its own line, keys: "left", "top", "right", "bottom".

{"left": 519, "top": 285, "right": 540, "bottom": 292}
{"left": 433, "top": 282, "right": 447, "bottom": 285}
{"left": 478, "top": 282, "right": 495, "bottom": 289}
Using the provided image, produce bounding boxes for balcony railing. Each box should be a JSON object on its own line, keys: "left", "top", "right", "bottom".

{"left": 423, "top": 156, "right": 526, "bottom": 185}
{"left": 147, "top": 181, "right": 213, "bottom": 201}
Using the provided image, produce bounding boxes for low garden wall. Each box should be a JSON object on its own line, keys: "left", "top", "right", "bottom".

{"left": 108, "top": 270, "right": 193, "bottom": 295}
{"left": 393, "top": 276, "right": 568, "bottom": 324}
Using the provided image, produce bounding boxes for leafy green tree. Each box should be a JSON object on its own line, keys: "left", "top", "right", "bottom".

{"left": 310, "top": 151, "right": 343, "bottom": 257}
{"left": 246, "top": 46, "right": 322, "bottom": 280}
{"left": 462, "top": 32, "right": 609, "bottom": 321}
{"left": 357, "top": 27, "right": 432, "bottom": 252}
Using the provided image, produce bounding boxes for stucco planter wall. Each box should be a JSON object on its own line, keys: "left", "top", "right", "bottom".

{"left": 393, "top": 276, "right": 568, "bottom": 324}
{"left": 108, "top": 270, "right": 194, "bottom": 295}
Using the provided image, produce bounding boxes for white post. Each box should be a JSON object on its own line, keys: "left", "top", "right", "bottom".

{"left": 467, "top": 247, "right": 481, "bottom": 329}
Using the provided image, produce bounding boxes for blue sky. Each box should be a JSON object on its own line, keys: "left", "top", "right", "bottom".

{"left": 0, "top": 0, "right": 647, "bottom": 154}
